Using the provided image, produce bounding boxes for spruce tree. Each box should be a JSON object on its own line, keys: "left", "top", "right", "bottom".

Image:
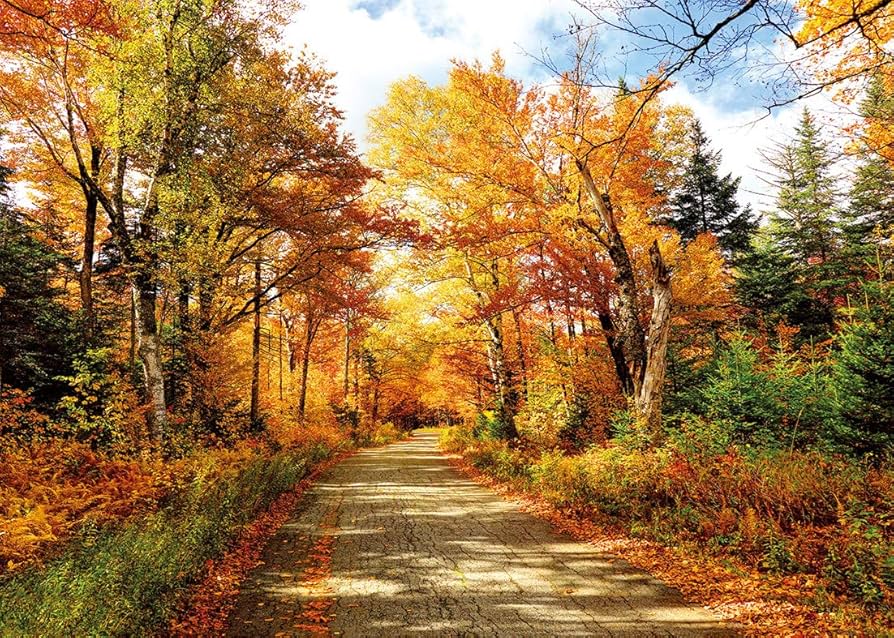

{"left": 771, "top": 109, "right": 839, "bottom": 263}
{"left": 666, "top": 119, "right": 757, "bottom": 259}
{"left": 736, "top": 232, "right": 833, "bottom": 340}
{"left": 760, "top": 108, "right": 844, "bottom": 339}
{"left": 832, "top": 276, "right": 894, "bottom": 457}
{"left": 0, "top": 162, "right": 78, "bottom": 401}
{"left": 842, "top": 78, "right": 894, "bottom": 278}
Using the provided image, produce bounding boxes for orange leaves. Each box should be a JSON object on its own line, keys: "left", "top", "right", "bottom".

{"left": 796, "top": 0, "right": 894, "bottom": 110}
{"left": 0, "top": 443, "right": 162, "bottom": 572}
{"left": 0, "top": 0, "right": 120, "bottom": 53}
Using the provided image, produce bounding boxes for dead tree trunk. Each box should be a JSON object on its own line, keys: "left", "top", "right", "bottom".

{"left": 636, "top": 242, "right": 673, "bottom": 432}
{"left": 576, "top": 160, "right": 673, "bottom": 437}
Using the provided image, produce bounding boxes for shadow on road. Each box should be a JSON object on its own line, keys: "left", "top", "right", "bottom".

{"left": 227, "top": 432, "right": 736, "bottom": 637}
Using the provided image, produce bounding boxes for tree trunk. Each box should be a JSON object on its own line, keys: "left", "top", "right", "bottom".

{"left": 198, "top": 275, "right": 213, "bottom": 332}
{"left": 597, "top": 310, "right": 635, "bottom": 395}
{"left": 278, "top": 316, "right": 283, "bottom": 402}
{"left": 352, "top": 348, "right": 360, "bottom": 407}
{"left": 343, "top": 315, "right": 351, "bottom": 403}
{"left": 371, "top": 383, "right": 380, "bottom": 425}
{"left": 511, "top": 308, "right": 528, "bottom": 400}
{"left": 576, "top": 160, "right": 672, "bottom": 434}
{"left": 250, "top": 258, "right": 261, "bottom": 427}
{"left": 464, "top": 254, "right": 518, "bottom": 438}
{"left": 79, "top": 145, "right": 101, "bottom": 336}
{"left": 298, "top": 316, "right": 316, "bottom": 419}
{"left": 129, "top": 292, "right": 136, "bottom": 369}
{"left": 635, "top": 241, "right": 673, "bottom": 434}
{"left": 133, "top": 275, "right": 167, "bottom": 442}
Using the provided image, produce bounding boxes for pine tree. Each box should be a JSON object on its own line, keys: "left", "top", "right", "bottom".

{"left": 760, "top": 108, "right": 844, "bottom": 339}
{"left": 842, "top": 78, "right": 894, "bottom": 278}
{"left": 665, "top": 119, "right": 757, "bottom": 259}
{"left": 0, "top": 162, "right": 79, "bottom": 401}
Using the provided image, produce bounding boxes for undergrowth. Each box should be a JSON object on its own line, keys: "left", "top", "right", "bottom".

{"left": 441, "top": 425, "right": 894, "bottom": 618}
{"left": 0, "top": 421, "right": 404, "bottom": 637}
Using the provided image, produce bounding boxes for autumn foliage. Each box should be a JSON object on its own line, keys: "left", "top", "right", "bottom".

{"left": 0, "top": 0, "right": 893, "bottom": 634}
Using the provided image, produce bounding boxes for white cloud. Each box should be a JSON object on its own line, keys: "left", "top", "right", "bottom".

{"left": 663, "top": 84, "right": 851, "bottom": 214}
{"left": 285, "top": 1, "right": 860, "bottom": 215}
{"left": 283, "top": 0, "right": 574, "bottom": 147}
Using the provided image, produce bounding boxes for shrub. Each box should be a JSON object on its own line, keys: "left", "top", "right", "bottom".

{"left": 55, "top": 348, "right": 144, "bottom": 451}
{"left": 689, "top": 334, "right": 836, "bottom": 450}
{"left": 0, "top": 441, "right": 336, "bottom": 636}
{"left": 831, "top": 279, "right": 894, "bottom": 456}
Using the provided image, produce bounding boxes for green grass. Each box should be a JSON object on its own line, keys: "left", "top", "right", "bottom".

{"left": 0, "top": 441, "right": 334, "bottom": 637}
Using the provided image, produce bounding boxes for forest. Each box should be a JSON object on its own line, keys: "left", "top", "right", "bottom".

{"left": 0, "top": 0, "right": 892, "bottom": 635}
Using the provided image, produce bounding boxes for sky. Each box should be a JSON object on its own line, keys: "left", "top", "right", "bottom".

{"left": 283, "top": 0, "right": 841, "bottom": 213}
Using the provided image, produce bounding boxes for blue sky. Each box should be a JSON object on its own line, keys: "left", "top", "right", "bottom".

{"left": 284, "top": 1, "right": 839, "bottom": 212}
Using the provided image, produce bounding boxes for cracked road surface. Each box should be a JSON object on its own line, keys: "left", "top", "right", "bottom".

{"left": 227, "top": 431, "right": 735, "bottom": 637}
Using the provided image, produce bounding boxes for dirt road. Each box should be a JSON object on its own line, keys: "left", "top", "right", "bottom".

{"left": 226, "top": 431, "right": 734, "bottom": 637}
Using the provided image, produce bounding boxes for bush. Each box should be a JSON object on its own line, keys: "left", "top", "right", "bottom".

{"left": 0, "top": 441, "right": 335, "bottom": 637}
{"left": 831, "top": 279, "right": 894, "bottom": 456}
{"left": 688, "top": 334, "right": 836, "bottom": 450}
{"left": 55, "top": 348, "right": 143, "bottom": 451}
{"left": 441, "top": 424, "right": 893, "bottom": 611}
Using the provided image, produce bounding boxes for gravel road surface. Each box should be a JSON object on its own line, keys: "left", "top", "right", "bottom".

{"left": 226, "top": 431, "right": 734, "bottom": 637}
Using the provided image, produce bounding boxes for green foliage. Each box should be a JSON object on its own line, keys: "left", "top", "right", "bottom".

{"left": 760, "top": 108, "right": 844, "bottom": 341}
{"left": 831, "top": 279, "right": 894, "bottom": 456}
{"left": 845, "top": 153, "right": 894, "bottom": 257}
{"left": 514, "top": 386, "right": 566, "bottom": 447}
{"left": 664, "top": 119, "right": 757, "bottom": 259}
{"left": 608, "top": 408, "right": 653, "bottom": 450}
{"left": 665, "top": 412, "right": 733, "bottom": 457}
{"left": 682, "top": 335, "right": 835, "bottom": 449}
{"left": 736, "top": 235, "right": 833, "bottom": 341}
{"left": 556, "top": 391, "right": 594, "bottom": 450}
{"left": 844, "top": 76, "right": 894, "bottom": 271}
{"left": 0, "top": 442, "right": 334, "bottom": 637}
{"left": 473, "top": 409, "right": 515, "bottom": 440}
{"left": 55, "top": 349, "right": 141, "bottom": 451}
{"left": 0, "top": 210, "right": 81, "bottom": 402}
{"left": 772, "top": 109, "right": 840, "bottom": 266}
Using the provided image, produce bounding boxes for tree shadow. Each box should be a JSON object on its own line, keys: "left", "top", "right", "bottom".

{"left": 227, "top": 432, "right": 738, "bottom": 637}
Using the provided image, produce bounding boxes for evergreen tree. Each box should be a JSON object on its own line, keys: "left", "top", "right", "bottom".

{"left": 736, "top": 232, "right": 833, "bottom": 340}
{"left": 0, "top": 163, "right": 79, "bottom": 401}
{"left": 842, "top": 78, "right": 894, "bottom": 278}
{"left": 760, "top": 109, "right": 844, "bottom": 339}
{"left": 832, "top": 276, "right": 894, "bottom": 457}
{"left": 847, "top": 154, "right": 894, "bottom": 241}
{"left": 771, "top": 110, "right": 839, "bottom": 260}
{"left": 665, "top": 119, "right": 757, "bottom": 259}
